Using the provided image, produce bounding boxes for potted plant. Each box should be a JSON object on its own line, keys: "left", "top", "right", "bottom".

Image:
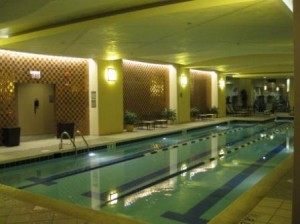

{"left": 190, "top": 107, "right": 199, "bottom": 121}
{"left": 161, "top": 108, "right": 176, "bottom": 124}
{"left": 124, "top": 111, "right": 138, "bottom": 132}
{"left": 209, "top": 106, "right": 218, "bottom": 117}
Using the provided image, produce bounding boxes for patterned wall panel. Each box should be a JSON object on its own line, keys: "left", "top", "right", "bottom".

{"left": 0, "top": 50, "right": 89, "bottom": 144}
{"left": 190, "top": 70, "right": 212, "bottom": 112}
{"left": 123, "top": 60, "right": 169, "bottom": 120}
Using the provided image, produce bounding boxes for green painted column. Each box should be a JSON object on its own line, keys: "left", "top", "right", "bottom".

{"left": 218, "top": 73, "right": 226, "bottom": 117}
{"left": 97, "top": 59, "right": 124, "bottom": 135}
{"left": 175, "top": 65, "right": 190, "bottom": 123}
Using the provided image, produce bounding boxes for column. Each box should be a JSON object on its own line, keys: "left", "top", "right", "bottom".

{"left": 288, "top": 78, "right": 294, "bottom": 112}
{"left": 174, "top": 65, "right": 190, "bottom": 123}
{"left": 97, "top": 59, "right": 124, "bottom": 135}
{"left": 211, "top": 71, "right": 218, "bottom": 110}
{"left": 88, "top": 59, "right": 99, "bottom": 135}
{"left": 293, "top": 0, "right": 300, "bottom": 223}
{"left": 218, "top": 73, "right": 226, "bottom": 117}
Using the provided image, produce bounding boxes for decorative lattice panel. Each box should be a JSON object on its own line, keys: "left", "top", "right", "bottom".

{"left": 0, "top": 50, "right": 89, "bottom": 144}
{"left": 123, "top": 60, "right": 169, "bottom": 120}
{"left": 190, "top": 70, "right": 212, "bottom": 112}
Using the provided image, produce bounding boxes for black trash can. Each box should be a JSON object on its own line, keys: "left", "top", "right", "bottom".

{"left": 57, "top": 123, "right": 75, "bottom": 139}
{"left": 2, "top": 127, "right": 21, "bottom": 147}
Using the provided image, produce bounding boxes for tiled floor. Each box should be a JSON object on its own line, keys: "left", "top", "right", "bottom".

{"left": 0, "top": 115, "right": 293, "bottom": 224}
{"left": 239, "top": 169, "right": 293, "bottom": 224}
{"left": 1, "top": 194, "right": 88, "bottom": 224}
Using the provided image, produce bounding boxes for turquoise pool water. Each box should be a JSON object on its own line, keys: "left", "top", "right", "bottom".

{"left": 0, "top": 120, "right": 293, "bottom": 223}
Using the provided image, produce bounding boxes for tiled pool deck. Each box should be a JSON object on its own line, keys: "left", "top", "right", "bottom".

{"left": 0, "top": 116, "right": 293, "bottom": 223}
{"left": 239, "top": 168, "right": 293, "bottom": 224}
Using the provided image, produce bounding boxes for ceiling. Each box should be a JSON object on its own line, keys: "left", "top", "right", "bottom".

{"left": 0, "top": 0, "right": 293, "bottom": 78}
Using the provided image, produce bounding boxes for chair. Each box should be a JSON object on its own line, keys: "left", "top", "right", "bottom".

{"left": 226, "top": 104, "right": 250, "bottom": 116}
{"left": 264, "top": 103, "right": 273, "bottom": 115}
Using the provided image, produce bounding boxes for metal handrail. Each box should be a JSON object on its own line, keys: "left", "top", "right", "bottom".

{"left": 59, "top": 131, "right": 78, "bottom": 158}
{"left": 75, "top": 130, "right": 90, "bottom": 153}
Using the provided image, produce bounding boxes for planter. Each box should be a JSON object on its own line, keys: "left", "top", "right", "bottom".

{"left": 126, "top": 124, "right": 134, "bottom": 132}
{"left": 2, "top": 127, "right": 21, "bottom": 147}
{"left": 57, "top": 122, "right": 75, "bottom": 139}
{"left": 167, "top": 120, "right": 174, "bottom": 125}
{"left": 161, "top": 108, "right": 176, "bottom": 122}
{"left": 124, "top": 111, "right": 138, "bottom": 132}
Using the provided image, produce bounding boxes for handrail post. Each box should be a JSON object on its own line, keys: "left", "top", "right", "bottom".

{"left": 59, "top": 131, "right": 77, "bottom": 158}
{"left": 75, "top": 130, "right": 90, "bottom": 153}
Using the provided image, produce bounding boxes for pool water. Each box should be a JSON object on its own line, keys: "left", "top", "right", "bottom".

{"left": 0, "top": 121, "right": 293, "bottom": 224}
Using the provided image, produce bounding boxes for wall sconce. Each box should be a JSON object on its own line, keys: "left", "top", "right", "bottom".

{"left": 180, "top": 75, "right": 188, "bottom": 87}
{"left": 276, "top": 86, "right": 279, "bottom": 92}
{"left": 264, "top": 84, "right": 267, "bottom": 91}
{"left": 106, "top": 68, "right": 117, "bottom": 81}
{"left": 287, "top": 78, "right": 290, "bottom": 92}
{"left": 219, "top": 79, "right": 225, "bottom": 89}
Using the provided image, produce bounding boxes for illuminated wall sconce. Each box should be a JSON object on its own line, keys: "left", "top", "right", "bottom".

{"left": 276, "top": 86, "right": 280, "bottom": 92}
{"left": 106, "top": 67, "right": 117, "bottom": 81}
{"left": 219, "top": 79, "right": 225, "bottom": 89}
{"left": 287, "top": 78, "right": 290, "bottom": 92}
{"left": 264, "top": 84, "right": 267, "bottom": 91}
{"left": 180, "top": 75, "right": 188, "bottom": 87}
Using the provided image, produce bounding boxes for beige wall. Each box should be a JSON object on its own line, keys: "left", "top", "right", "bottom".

{"left": 0, "top": 50, "right": 89, "bottom": 145}
{"left": 17, "top": 84, "right": 55, "bottom": 135}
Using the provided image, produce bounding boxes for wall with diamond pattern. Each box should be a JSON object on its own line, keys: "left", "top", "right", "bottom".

{"left": 0, "top": 50, "right": 89, "bottom": 145}
{"left": 123, "top": 60, "right": 169, "bottom": 120}
{"left": 190, "top": 70, "right": 212, "bottom": 112}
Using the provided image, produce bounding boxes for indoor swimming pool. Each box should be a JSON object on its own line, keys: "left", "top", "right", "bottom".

{"left": 0, "top": 120, "right": 294, "bottom": 224}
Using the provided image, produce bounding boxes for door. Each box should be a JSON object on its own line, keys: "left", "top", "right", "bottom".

{"left": 17, "top": 83, "right": 55, "bottom": 136}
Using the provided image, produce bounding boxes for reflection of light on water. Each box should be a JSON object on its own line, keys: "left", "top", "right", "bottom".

{"left": 124, "top": 180, "right": 175, "bottom": 207}
{"left": 190, "top": 168, "right": 207, "bottom": 178}
{"left": 108, "top": 191, "right": 118, "bottom": 205}
{"left": 181, "top": 164, "right": 188, "bottom": 176}
{"left": 189, "top": 162, "right": 217, "bottom": 179}
{"left": 260, "top": 133, "right": 267, "bottom": 138}
{"left": 232, "top": 160, "right": 239, "bottom": 166}
{"left": 219, "top": 148, "right": 225, "bottom": 155}
{"left": 152, "top": 143, "right": 161, "bottom": 150}
{"left": 210, "top": 160, "right": 217, "bottom": 168}
{"left": 88, "top": 152, "right": 96, "bottom": 157}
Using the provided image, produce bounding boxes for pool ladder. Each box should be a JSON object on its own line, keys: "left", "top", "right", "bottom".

{"left": 74, "top": 130, "right": 90, "bottom": 153}
{"left": 59, "top": 130, "right": 89, "bottom": 158}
